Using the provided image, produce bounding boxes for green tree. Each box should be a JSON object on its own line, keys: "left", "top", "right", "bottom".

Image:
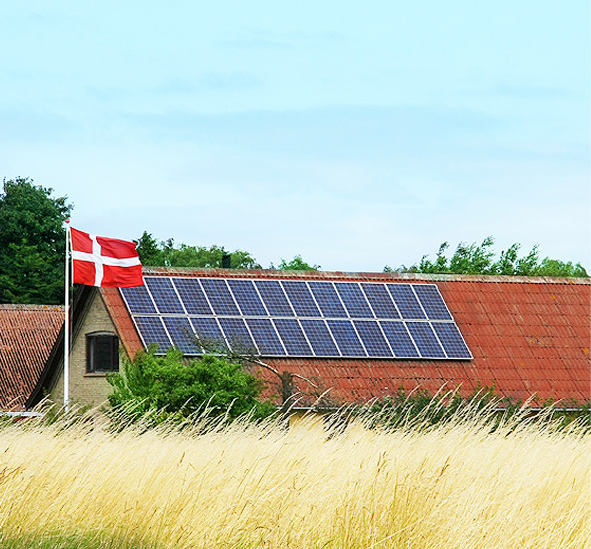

{"left": 386, "top": 237, "right": 588, "bottom": 277}
{"left": 135, "top": 233, "right": 261, "bottom": 269}
{"left": 107, "top": 347, "right": 275, "bottom": 423}
{"left": 0, "top": 177, "right": 72, "bottom": 304}
{"left": 275, "top": 255, "right": 320, "bottom": 271}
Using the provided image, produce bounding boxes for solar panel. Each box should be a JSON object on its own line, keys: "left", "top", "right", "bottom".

{"left": 281, "top": 281, "right": 321, "bottom": 317}
{"left": 273, "top": 318, "right": 313, "bottom": 356}
{"left": 327, "top": 320, "right": 366, "bottom": 356}
{"left": 354, "top": 320, "right": 393, "bottom": 357}
{"left": 413, "top": 284, "right": 452, "bottom": 321}
{"left": 254, "top": 280, "right": 294, "bottom": 316}
{"left": 200, "top": 279, "right": 240, "bottom": 316}
{"left": 387, "top": 284, "right": 426, "bottom": 319}
{"left": 335, "top": 283, "right": 374, "bottom": 318}
{"left": 174, "top": 278, "right": 213, "bottom": 315}
{"left": 123, "top": 277, "right": 471, "bottom": 361}
{"left": 121, "top": 285, "right": 157, "bottom": 314}
{"left": 246, "top": 318, "right": 286, "bottom": 356}
{"left": 228, "top": 279, "right": 267, "bottom": 316}
{"left": 133, "top": 316, "right": 172, "bottom": 351}
{"left": 308, "top": 281, "right": 348, "bottom": 318}
{"left": 380, "top": 321, "right": 420, "bottom": 358}
{"left": 162, "top": 317, "right": 199, "bottom": 354}
{"left": 218, "top": 318, "right": 256, "bottom": 353}
{"left": 406, "top": 322, "right": 446, "bottom": 358}
{"left": 432, "top": 322, "right": 472, "bottom": 359}
{"left": 300, "top": 319, "right": 340, "bottom": 356}
{"left": 145, "top": 277, "right": 184, "bottom": 314}
{"left": 360, "top": 283, "right": 400, "bottom": 319}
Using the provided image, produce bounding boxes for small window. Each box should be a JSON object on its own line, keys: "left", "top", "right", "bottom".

{"left": 86, "top": 333, "right": 119, "bottom": 373}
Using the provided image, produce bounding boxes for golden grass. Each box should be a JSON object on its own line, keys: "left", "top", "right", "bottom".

{"left": 0, "top": 412, "right": 589, "bottom": 549}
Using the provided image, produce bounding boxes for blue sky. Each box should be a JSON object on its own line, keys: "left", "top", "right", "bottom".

{"left": 1, "top": 1, "right": 589, "bottom": 271}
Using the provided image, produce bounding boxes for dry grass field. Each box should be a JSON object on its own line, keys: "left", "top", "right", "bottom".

{"left": 0, "top": 410, "right": 589, "bottom": 549}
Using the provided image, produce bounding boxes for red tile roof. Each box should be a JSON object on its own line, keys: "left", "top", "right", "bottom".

{"left": 106, "top": 269, "right": 591, "bottom": 407}
{"left": 0, "top": 305, "right": 64, "bottom": 410}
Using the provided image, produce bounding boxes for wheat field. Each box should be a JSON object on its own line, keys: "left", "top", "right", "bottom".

{"left": 0, "top": 411, "right": 589, "bottom": 549}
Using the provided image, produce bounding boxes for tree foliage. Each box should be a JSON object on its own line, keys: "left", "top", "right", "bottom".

{"left": 107, "top": 347, "right": 276, "bottom": 423}
{"left": 135, "top": 232, "right": 262, "bottom": 269}
{"left": 274, "top": 254, "right": 320, "bottom": 271}
{"left": 0, "top": 177, "right": 73, "bottom": 304}
{"left": 386, "top": 237, "right": 588, "bottom": 277}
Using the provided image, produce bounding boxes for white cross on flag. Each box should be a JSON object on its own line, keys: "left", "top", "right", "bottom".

{"left": 70, "top": 227, "right": 144, "bottom": 287}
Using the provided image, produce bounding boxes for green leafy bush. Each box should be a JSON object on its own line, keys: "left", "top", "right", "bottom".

{"left": 107, "top": 347, "right": 276, "bottom": 424}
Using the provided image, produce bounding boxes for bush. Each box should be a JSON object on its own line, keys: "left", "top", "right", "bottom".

{"left": 107, "top": 347, "right": 276, "bottom": 424}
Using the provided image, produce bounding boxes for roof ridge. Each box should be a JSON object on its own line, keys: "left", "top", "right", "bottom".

{"left": 141, "top": 267, "right": 591, "bottom": 285}
{"left": 0, "top": 304, "right": 65, "bottom": 311}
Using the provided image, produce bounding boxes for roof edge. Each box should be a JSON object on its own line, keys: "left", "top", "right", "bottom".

{"left": 142, "top": 267, "right": 591, "bottom": 285}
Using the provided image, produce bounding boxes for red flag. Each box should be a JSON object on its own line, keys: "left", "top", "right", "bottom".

{"left": 70, "top": 227, "right": 143, "bottom": 287}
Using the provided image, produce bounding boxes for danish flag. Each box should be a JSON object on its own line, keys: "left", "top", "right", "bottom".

{"left": 70, "top": 227, "right": 144, "bottom": 287}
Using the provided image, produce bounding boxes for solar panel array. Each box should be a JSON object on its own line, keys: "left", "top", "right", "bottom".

{"left": 120, "top": 276, "right": 472, "bottom": 360}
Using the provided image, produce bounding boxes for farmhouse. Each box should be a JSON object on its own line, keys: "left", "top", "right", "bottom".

{"left": 28, "top": 268, "right": 590, "bottom": 409}
{"left": 0, "top": 304, "right": 64, "bottom": 410}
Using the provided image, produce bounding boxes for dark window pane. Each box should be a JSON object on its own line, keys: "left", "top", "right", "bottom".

{"left": 87, "top": 334, "right": 119, "bottom": 372}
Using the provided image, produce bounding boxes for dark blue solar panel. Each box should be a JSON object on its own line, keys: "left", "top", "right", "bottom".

{"left": 326, "top": 320, "right": 366, "bottom": 357}
{"left": 173, "top": 278, "right": 213, "bottom": 315}
{"left": 162, "top": 317, "right": 199, "bottom": 354}
{"left": 145, "top": 277, "right": 184, "bottom": 314}
{"left": 246, "top": 318, "right": 286, "bottom": 356}
{"left": 413, "top": 285, "right": 452, "bottom": 321}
{"left": 380, "top": 321, "right": 420, "bottom": 358}
{"left": 406, "top": 322, "right": 446, "bottom": 358}
{"left": 360, "top": 283, "right": 400, "bottom": 319}
{"left": 228, "top": 279, "right": 267, "bottom": 316}
{"left": 308, "top": 281, "right": 347, "bottom": 318}
{"left": 281, "top": 281, "right": 321, "bottom": 317}
{"left": 335, "top": 283, "right": 373, "bottom": 318}
{"left": 190, "top": 317, "right": 226, "bottom": 352}
{"left": 254, "top": 280, "right": 294, "bottom": 316}
{"left": 201, "top": 279, "right": 240, "bottom": 316}
{"left": 121, "top": 285, "right": 157, "bottom": 314}
{"left": 218, "top": 318, "right": 257, "bottom": 353}
{"left": 432, "top": 323, "right": 472, "bottom": 359}
{"left": 133, "top": 316, "right": 172, "bottom": 353}
{"left": 354, "top": 321, "right": 393, "bottom": 357}
{"left": 300, "top": 319, "right": 340, "bottom": 356}
{"left": 273, "top": 318, "right": 313, "bottom": 356}
{"left": 387, "top": 284, "right": 426, "bottom": 319}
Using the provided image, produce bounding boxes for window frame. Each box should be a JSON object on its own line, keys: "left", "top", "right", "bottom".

{"left": 86, "top": 332, "right": 119, "bottom": 374}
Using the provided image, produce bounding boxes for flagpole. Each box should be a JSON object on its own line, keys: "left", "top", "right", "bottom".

{"left": 64, "top": 220, "right": 70, "bottom": 411}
